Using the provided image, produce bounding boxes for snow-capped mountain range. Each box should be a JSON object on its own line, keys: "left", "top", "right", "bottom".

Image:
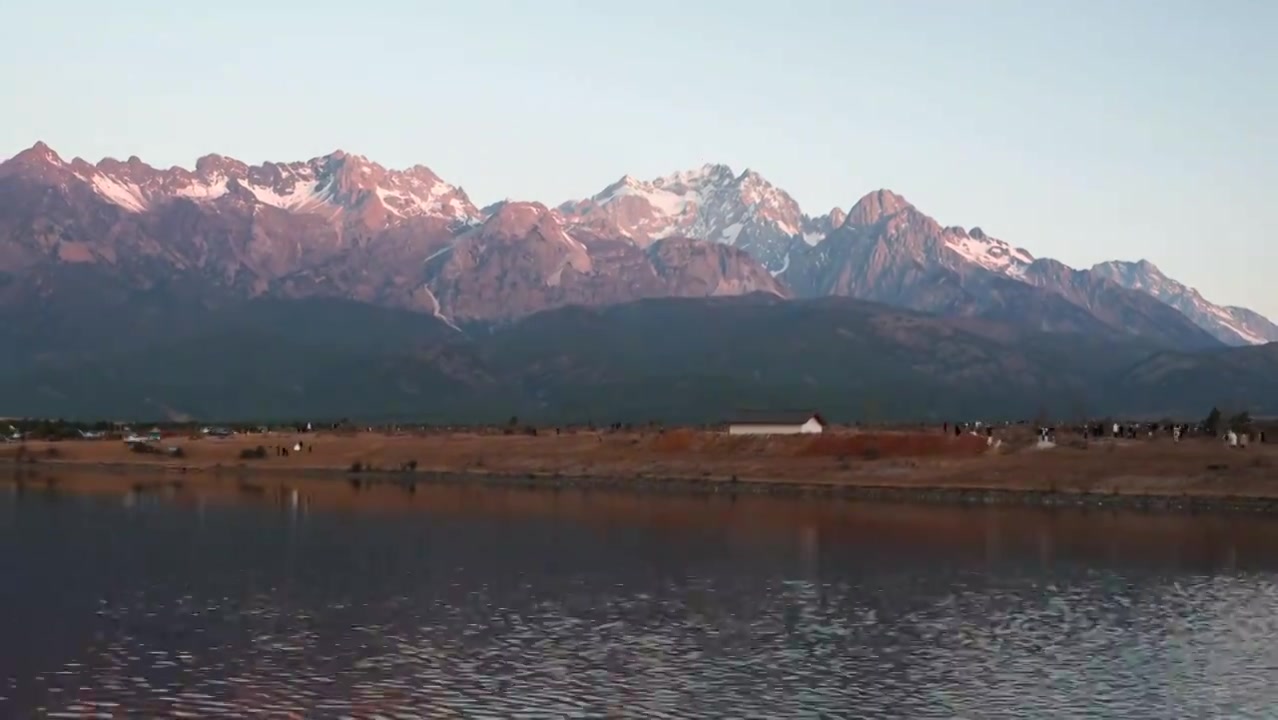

{"left": 1, "top": 141, "right": 1272, "bottom": 348}
{"left": 557, "top": 164, "right": 806, "bottom": 270}
{"left": 558, "top": 164, "right": 1041, "bottom": 276}
{"left": 1090, "top": 259, "right": 1278, "bottom": 346}
{"left": 5, "top": 141, "right": 479, "bottom": 227}
{"left": 554, "top": 163, "right": 1273, "bottom": 347}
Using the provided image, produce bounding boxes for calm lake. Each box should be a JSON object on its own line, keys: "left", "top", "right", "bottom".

{"left": 3, "top": 477, "right": 1278, "bottom": 718}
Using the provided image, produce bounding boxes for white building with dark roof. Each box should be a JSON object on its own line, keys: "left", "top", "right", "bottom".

{"left": 727, "top": 410, "right": 826, "bottom": 435}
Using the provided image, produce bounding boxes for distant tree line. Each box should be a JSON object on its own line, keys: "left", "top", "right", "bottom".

{"left": 1202, "top": 407, "right": 1256, "bottom": 436}
{"left": 4, "top": 406, "right": 1273, "bottom": 439}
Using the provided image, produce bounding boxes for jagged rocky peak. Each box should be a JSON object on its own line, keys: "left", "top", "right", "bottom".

{"left": 2, "top": 143, "right": 480, "bottom": 227}
{"left": 798, "top": 207, "right": 849, "bottom": 247}
{"left": 1090, "top": 259, "right": 1167, "bottom": 283}
{"left": 828, "top": 207, "right": 848, "bottom": 230}
{"left": 560, "top": 161, "right": 805, "bottom": 275}
{"left": 14, "top": 140, "right": 63, "bottom": 164}
{"left": 846, "top": 189, "right": 912, "bottom": 226}
{"left": 590, "top": 174, "right": 646, "bottom": 203}
{"left": 1134, "top": 258, "right": 1162, "bottom": 273}
{"left": 3, "top": 140, "right": 1274, "bottom": 345}
{"left": 1026, "top": 256, "right": 1071, "bottom": 274}
{"left": 585, "top": 163, "right": 734, "bottom": 211}
{"left": 2, "top": 141, "right": 69, "bottom": 177}
{"left": 322, "top": 152, "right": 384, "bottom": 198}
{"left": 655, "top": 162, "right": 736, "bottom": 189}
{"left": 474, "top": 202, "right": 591, "bottom": 265}
{"left": 479, "top": 199, "right": 513, "bottom": 218}
{"left": 95, "top": 154, "right": 160, "bottom": 184}
{"left": 645, "top": 236, "right": 791, "bottom": 299}
{"left": 1088, "top": 258, "right": 1278, "bottom": 346}
{"left": 193, "top": 153, "right": 244, "bottom": 176}
{"left": 479, "top": 201, "right": 559, "bottom": 239}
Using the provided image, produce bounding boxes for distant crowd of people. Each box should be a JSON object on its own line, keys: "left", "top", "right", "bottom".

{"left": 272, "top": 441, "right": 313, "bottom": 457}
{"left": 940, "top": 419, "right": 1267, "bottom": 445}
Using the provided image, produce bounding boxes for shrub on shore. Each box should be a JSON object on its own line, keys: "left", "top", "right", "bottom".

{"left": 238, "top": 446, "right": 267, "bottom": 460}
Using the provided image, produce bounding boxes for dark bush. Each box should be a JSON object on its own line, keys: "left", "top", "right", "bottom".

{"left": 239, "top": 446, "right": 267, "bottom": 460}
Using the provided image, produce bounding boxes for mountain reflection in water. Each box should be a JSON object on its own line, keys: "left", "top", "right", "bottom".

{"left": 3, "top": 478, "right": 1278, "bottom": 718}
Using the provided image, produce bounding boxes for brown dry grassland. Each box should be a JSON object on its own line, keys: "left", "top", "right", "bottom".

{"left": 4, "top": 425, "right": 1277, "bottom": 504}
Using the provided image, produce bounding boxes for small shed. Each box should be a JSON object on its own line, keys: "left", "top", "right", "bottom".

{"left": 728, "top": 410, "right": 826, "bottom": 436}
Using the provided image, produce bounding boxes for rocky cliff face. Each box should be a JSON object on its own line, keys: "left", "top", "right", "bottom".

{"left": 0, "top": 142, "right": 480, "bottom": 229}
{"left": 421, "top": 203, "right": 785, "bottom": 322}
{"left": 771, "top": 191, "right": 1218, "bottom": 349}
{"left": 559, "top": 168, "right": 1262, "bottom": 347}
{"left": 0, "top": 142, "right": 1269, "bottom": 349}
{"left": 1090, "top": 259, "right": 1278, "bottom": 346}
{"left": 0, "top": 144, "right": 782, "bottom": 325}
{"left": 557, "top": 163, "right": 807, "bottom": 271}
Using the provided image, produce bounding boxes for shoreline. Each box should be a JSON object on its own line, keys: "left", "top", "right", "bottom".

{"left": 5, "top": 429, "right": 1278, "bottom": 514}
{"left": 10, "top": 460, "right": 1278, "bottom": 516}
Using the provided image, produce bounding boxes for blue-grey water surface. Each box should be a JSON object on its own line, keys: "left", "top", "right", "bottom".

{"left": 2, "top": 478, "right": 1278, "bottom": 718}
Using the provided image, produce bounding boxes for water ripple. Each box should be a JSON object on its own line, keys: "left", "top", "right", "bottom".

{"left": 11, "top": 573, "right": 1278, "bottom": 718}
{"left": 8, "top": 493, "right": 1278, "bottom": 717}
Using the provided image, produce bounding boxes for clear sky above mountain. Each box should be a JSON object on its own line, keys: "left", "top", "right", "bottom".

{"left": 2, "top": 0, "right": 1274, "bottom": 316}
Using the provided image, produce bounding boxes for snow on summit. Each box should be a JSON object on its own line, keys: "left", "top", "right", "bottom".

{"left": 54, "top": 148, "right": 479, "bottom": 227}
{"left": 1091, "top": 259, "right": 1278, "bottom": 346}
{"left": 568, "top": 164, "right": 802, "bottom": 243}
{"left": 559, "top": 163, "right": 805, "bottom": 271}
{"left": 5, "top": 141, "right": 1272, "bottom": 345}
{"left": 943, "top": 226, "right": 1035, "bottom": 277}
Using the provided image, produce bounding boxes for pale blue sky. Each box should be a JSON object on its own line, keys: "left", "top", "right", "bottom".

{"left": 2, "top": 0, "right": 1275, "bottom": 316}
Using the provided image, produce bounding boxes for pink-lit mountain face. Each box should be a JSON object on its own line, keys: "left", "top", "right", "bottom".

{"left": 0, "top": 144, "right": 783, "bottom": 324}
{"left": 557, "top": 175, "right": 1236, "bottom": 348}
{"left": 1089, "top": 259, "right": 1278, "bottom": 346}
{"left": 0, "top": 142, "right": 1266, "bottom": 348}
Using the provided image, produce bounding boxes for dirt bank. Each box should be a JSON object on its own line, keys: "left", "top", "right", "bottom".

{"left": 3, "top": 427, "right": 1277, "bottom": 510}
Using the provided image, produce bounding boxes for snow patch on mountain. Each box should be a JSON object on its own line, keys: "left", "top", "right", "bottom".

{"left": 720, "top": 222, "right": 744, "bottom": 244}
{"left": 943, "top": 226, "right": 1035, "bottom": 277}
{"left": 376, "top": 183, "right": 471, "bottom": 220}
{"left": 600, "top": 175, "right": 697, "bottom": 217}
{"left": 6, "top": 141, "right": 1274, "bottom": 343}
{"left": 243, "top": 176, "right": 335, "bottom": 215}
{"left": 85, "top": 174, "right": 148, "bottom": 213}
{"left": 772, "top": 251, "right": 791, "bottom": 277}
{"left": 173, "top": 176, "right": 230, "bottom": 200}
{"left": 562, "top": 172, "right": 1276, "bottom": 344}
{"left": 1203, "top": 308, "right": 1267, "bottom": 345}
{"left": 560, "top": 163, "right": 805, "bottom": 271}
{"left": 1091, "top": 260, "right": 1278, "bottom": 346}
{"left": 58, "top": 149, "right": 479, "bottom": 227}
